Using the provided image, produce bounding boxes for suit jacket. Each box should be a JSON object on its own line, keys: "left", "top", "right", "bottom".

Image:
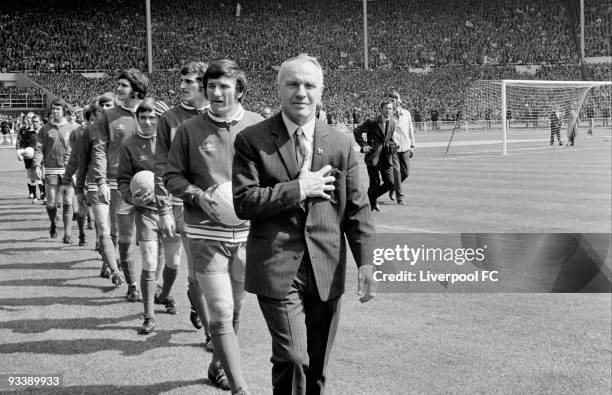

{"left": 232, "top": 113, "right": 375, "bottom": 302}
{"left": 353, "top": 115, "right": 397, "bottom": 167}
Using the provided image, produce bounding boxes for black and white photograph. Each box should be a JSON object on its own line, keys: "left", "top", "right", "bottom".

{"left": 0, "top": 1, "right": 610, "bottom": 394}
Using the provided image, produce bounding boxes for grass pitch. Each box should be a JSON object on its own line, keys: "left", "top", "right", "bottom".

{"left": 0, "top": 129, "right": 610, "bottom": 394}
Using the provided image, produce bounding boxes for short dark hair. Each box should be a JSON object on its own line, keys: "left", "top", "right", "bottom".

{"left": 50, "top": 99, "right": 68, "bottom": 112}
{"left": 181, "top": 61, "right": 208, "bottom": 87}
{"left": 380, "top": 98, "right": 393, "bottom": 109}
{"left": 136, "top": 97, "right": 156, "bottom": 116}
{"left": 203, "top": 59, "right": 247, "bottom": 102}
{"left": 118, "top": 69, "right": 149, "bottom": 99}
{"left": 98, "top": 92, "right": 117, "bottom": 107}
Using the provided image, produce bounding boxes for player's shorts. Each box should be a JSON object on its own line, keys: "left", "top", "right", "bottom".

{"left": 44, "top": 174, "right": 61, "bottom": 186}
{"left": 188, "top": 239, "right": 245, "bottom": 283}
{"left": 86, "top": 189, "right": 105, "bottom": 206}
{"left": 172, "top": 204, "right": 187, "bottom": 234}
{"left": 135, "top": 207, "right": 159, "bottom": 242}
{"left": 110, "top": 188, "right": 133, "bottom": 216}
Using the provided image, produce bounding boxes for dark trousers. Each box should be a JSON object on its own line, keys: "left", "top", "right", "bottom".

{"left": 392, "top": 150, "right": 411, "bottom": 200}
{"left": 367, "top": 155, "right": 400, "bottom": 200}
{"left": 257, "top": 257, "right": 341, "bottom": 395}
{"left": 550, "top": 128, "right": 561, "bottom": 144}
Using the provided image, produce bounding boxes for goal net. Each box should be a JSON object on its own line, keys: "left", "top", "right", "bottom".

{"left": 446, "top": 80, "right": 612, "bottom": 155}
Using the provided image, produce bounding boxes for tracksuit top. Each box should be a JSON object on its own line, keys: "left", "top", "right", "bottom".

{"left": 117, "top": 131, "right": 156, "bottom": 209}
{"left": 16, "top": 127, "right": 38, "bottom": 169}
{"left": 33, "top": 119, "right": 76, "bottom": 175}
{"left": 154, "top": 102, "right": 205, "bottom": 215}
{"left": 90, "top": 104, "right": 139, "bottom": 189}
{"left": 164, "top": 107, "right": 263, "bottom": 242}
{"left": 75, "top": 126, "right": 98, "bottom": 194}
{"left": 62, "top": 125, "right": 85, "bottom": 186}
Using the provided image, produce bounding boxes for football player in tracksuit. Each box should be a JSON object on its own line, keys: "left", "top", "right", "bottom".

{"left": 118, "top": 98, "right": 177, "bottom": 332}
{"left": 165, "top": 59, "right": 263, "bottom": 395}
{"left": 154, "top": 61, "right": 213, "bottom": 349}
{"left": 75, "top": 93, "right": 118, "bottom": 271}
{"left": 90, "top": 70, "right": 149, "bottom": 288}
{"left": 63, "top": 99, "right": 103, "bottom": 246}
{"left": 32, "top": 99, "right": 77, "bottom": 241}
{"left": 16, "top": 112, "right": 41, "bottom": 202}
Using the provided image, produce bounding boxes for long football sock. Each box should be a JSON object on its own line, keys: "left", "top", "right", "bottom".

{"left": 160, "top": 266, "right": 177, "bottom": 300}
{"left": 141, "top": 270, "right": 156, "bottom": 319}
{"left": 118, "top": 242, "right": 135, "bottom": 285}
{"left": 62, "top": 201, "right": 73, "bottom": 238}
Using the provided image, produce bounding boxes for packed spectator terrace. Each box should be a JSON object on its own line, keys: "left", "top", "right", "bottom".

{"left": 1, "top": 0, "right": 610, "bottom": 122}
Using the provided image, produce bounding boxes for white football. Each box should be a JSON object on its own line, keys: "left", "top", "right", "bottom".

{"left": 130, "top": 170, "right": 154, "bottom": 199}
{"left": 23, "top": 147, "right": 35, "bottom": 159}
{"left": 205, "top": 181, "right": 245, "bottom": 226}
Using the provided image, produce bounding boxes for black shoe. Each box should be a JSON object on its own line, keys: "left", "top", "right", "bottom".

{"left": 208, "top": 364, "right": 231, "bottom": 391}
{"left": 190, "top": 308, "right": 203, "bottom": 329}
{"left": 204, "top": 335, "right": 214, "bottom": 353}
{"left": 368, "top": 191, "right": 379, "bottom": 212}
{"left": 110, "top": 270, "right": 124, "bottom": 286}
{"left": 127, "top": 284, "right": 142, "bottom": 302}
{"left": 79, "top": 234, "right": 86, "bottom": 247}
{"left": 100, "top": 263, "right": 111, "bottom": 279}
{"left": 50, "top": 224, "right": 57, "bottom": 238}
{"left": 62, "top": 235, "right": 71, "bottom": 244}
{"left": 397, "top": 199, "right": 405, "bottom": 206}
{"left": 162, "top": 297, "right": 177, "bottom": 314}
{"left": 139, "top": 318, "right": 156, "bottom": 335}
{"left": 154, "top": 284, "right": 163, "bottom": 304}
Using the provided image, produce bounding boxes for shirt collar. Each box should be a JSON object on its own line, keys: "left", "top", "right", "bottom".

{"left": 281, "top": 112, "right": 315, "bottom": 140}
{"left": 121, "top": 103, "right": 138, "bottom": 113}
{"left": 181, "top": 101, "right": 209, "bottom": 113}
{"left": 207, "top": 104, "right": 244, "bottom": 123}
{"left": 50, "top": 118, "right": 67, "bottom": 127}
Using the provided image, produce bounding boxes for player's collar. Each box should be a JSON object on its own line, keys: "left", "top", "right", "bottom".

{"left": 207, "top": 105, "right": 244, "bottom": 123}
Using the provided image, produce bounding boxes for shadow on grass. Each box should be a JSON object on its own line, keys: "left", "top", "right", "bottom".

{"left": 17, "top": 379, "right": 213, "bottom": 394}
{"left": 0, "top": 329, "right": 200, "bottom": 356}
{"left": 0, "top": 276, "right": 118, "bottom": 293}
{"left": 0, "top": 259, "right": 96, "bottom": 271}
{"left": 0, "top": 295, "right": 125, "bottom": 308}
{"left": 0, "top": 314, "right": 144, "bottom": 333}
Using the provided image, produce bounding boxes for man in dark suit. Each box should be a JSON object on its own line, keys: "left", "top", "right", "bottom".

{"left": 232, "top": 55, "right": 377, "bottom": 395}
{"left": 353, "top": 99, "right": 402, "bottom": 210}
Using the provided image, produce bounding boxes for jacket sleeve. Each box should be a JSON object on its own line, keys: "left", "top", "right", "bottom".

{"left": 407, "top": 111, "right": 415, "bottom": 147}
{"left": 154, "top": 115, "right": 173, "bottom": 215}
{"left": 352, "top": 120, "right": 369, "bottom": 152}
{"left": 117, "top": 144, "right": 134, "bottom": 206}
{"left": 163, "top": 124, "right": 205, "bottom": 207}
{"left": 232, "top": 130, "right": 302, "bottom": 220}
{"left": 62, "top": 130, "right": 82, "bottom": 186}
{"left": 342, "top": 135, "right": 375, "bottom": 267}
{"left": 75, "top": 128, "right": 91, "bottom": 195}
{"left": 89, "top": 114, "right": 109, "bottom": 186}
{"left": 62, "top": 126, "right": 74, "bottom": 168}
{"left": 32, "top": 127, "right": 44, "bottom": 168}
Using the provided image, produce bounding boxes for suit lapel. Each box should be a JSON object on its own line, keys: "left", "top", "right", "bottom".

{"left": 310, "top": 122, "right": 329, "bottom": 173}
{"left": 375, "top": 116, "right": 386, "bottom": 140}
{"left": 307, "top": 123, "right": 330, "bottom": 212}
{"left": 271, "top": 114, "right": 299, "bottom": 178}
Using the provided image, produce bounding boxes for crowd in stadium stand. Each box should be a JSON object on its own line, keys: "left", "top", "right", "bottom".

{"left": 25, "top": 64, "right": 610, "bottom": 124}
{"left": 2, "top": 0, "right": 610, "bottom": 123}
{"left": 2, "top": 0, "right": 607, "bottom": 73}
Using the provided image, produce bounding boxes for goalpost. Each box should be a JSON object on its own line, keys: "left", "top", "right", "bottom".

{"left": 449, "top": 80, "right": 612, "bottom": 155}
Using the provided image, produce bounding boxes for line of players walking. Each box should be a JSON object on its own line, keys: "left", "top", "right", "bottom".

{"left": 13, "top": 58, "right": 414, "bottom": 395}
{"left": 14, "top": 62, "right": 260, "bottom": 395}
